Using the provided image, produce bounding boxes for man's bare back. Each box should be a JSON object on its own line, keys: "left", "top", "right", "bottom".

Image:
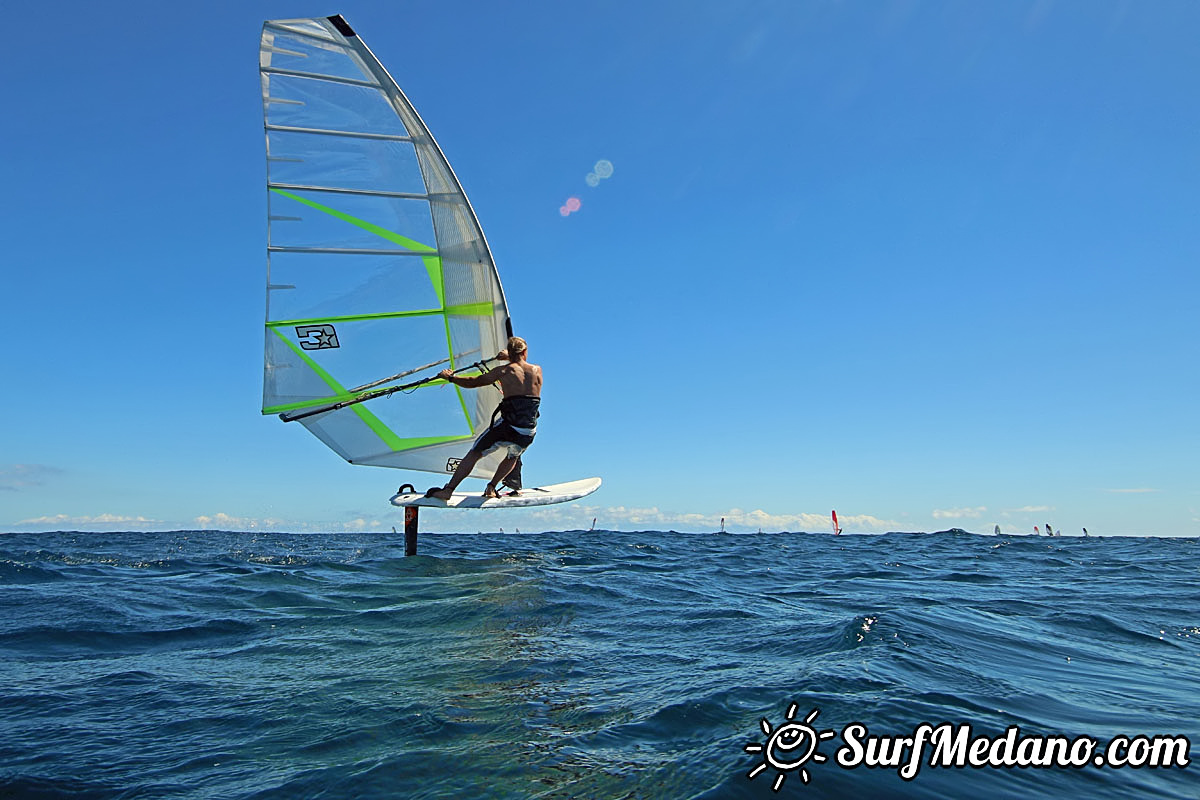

{"left": 488, "top": 358, "right": 541, "bottom": 398}
{"left": 437, "top": 350, "right": 540, "bottom": 396}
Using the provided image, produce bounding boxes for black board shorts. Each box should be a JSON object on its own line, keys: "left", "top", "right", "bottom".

{"left": 469, "top": 422, "right": 534, "bottom": 458}
{"left": 469, "top": 395, "right": 539, "bottom": 458}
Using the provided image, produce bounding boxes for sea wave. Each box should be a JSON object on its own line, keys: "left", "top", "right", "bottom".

{"left": 0, "top": 530, "right": 1196, "bottom": 799}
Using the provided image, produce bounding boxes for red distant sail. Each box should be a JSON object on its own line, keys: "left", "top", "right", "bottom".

{"left": 832, "top": 510, "right": 842, "bottom": 536}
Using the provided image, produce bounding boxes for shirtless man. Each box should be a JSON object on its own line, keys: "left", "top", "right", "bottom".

{"left": 425, "top": 336, "right": 541, "bottom": 500}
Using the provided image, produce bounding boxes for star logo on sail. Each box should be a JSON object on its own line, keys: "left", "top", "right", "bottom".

{"left": 745, "top": 704, "right": 837, "bottom": 791}
{"left": 296, "top": 324, "right": 340, "bottom": 350}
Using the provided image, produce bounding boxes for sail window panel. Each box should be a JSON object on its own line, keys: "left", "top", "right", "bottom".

{"left": 369, "top": 382, "right": 477, "bottom": 443}
{"left": 264, "top": 330, "right": 338, "bottom": 408}
{"left": 267, "top": 252, "right": 442, "bottom": 323}
{"left": 267, "top": 132, "right": 425, "bottom": 195}
{"left": 266, "top": 74, "right": 407, "bottom": 137}
{"left": 444, "top": 314, "right": 487, "bottom": 364}
{"left": 272, "top": 315, "right": 454, "bottom": 399}
{"left": 261, "top": 28, "right": 366, "bottom": 82}
{"left": 269, "top": 189, "right": 436, "bottom": 253}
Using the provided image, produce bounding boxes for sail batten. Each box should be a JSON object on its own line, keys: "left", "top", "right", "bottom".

{"left": 261, "top": 15, "right": 510, "bottom": 478}
{"left": 261, "top": 66, "right": 381, "bottom": 89}
{"left": 268, "top": 183, "right": 431, "bottom": 201}
{"left": 264, "top": 124, "right": 413, "bottom": 142}
{"left": 268, "top": 246, "right": 438, "bottom": 256}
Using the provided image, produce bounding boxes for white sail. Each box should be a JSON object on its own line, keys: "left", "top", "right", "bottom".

{"left": 260, "top": 15, "right": 511, "bottom": 478}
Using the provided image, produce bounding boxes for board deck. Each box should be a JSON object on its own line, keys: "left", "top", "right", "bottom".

{"left": 390, "top": 477, "right": 601, "bottom": 509}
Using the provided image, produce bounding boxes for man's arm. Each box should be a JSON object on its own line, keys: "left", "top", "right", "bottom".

{"left": 440, "top": 364, "right": 505, "bottom": 388}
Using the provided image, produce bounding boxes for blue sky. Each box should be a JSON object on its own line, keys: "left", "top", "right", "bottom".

{"left": 2, "top": 0, "right": 1197, "bottom": 536}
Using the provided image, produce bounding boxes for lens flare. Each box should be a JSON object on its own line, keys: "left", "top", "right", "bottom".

{"left": 560, "top": 159, "right": 613, "bottom": 216}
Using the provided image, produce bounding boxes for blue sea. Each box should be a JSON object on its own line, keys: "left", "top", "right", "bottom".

{"left": 1, "top": 530, "right": 1196, "bottom": 799}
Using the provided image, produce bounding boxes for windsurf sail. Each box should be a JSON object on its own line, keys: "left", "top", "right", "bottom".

{"left": 259, "top": 15, "right": 511, "bottom": 478}
{"left": 831, "top": 510, "right": 841, "bottom": 535}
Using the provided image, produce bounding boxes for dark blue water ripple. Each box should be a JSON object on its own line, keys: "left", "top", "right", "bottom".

{"left": 0, "top": 530, "right": 1196, "bottom": 799}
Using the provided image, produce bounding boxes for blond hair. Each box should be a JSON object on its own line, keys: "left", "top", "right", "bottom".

{"left": 507, "top": 336, "right": 527, "bottom": 356}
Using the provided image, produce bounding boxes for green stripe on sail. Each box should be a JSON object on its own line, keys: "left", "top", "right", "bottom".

{"left": 266, "top": 302, "right": 493, "bottom": 329}
{"left": 268, "top": 308, "right": 443, "bottom": 328}
{"left": 444, "top": 301, "right": 495, "bottom": 316}
{"left": 422, "top": 255, "right": 444, "bottom": 306}
{"left": 444, "top": 310, "right": 475, "bottom": 434}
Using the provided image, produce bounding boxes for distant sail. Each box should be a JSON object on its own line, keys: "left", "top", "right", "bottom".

{"left": 831, "top": 510, "right": 841, "bottom": 535}
{"left": 994, "top": 524, "right": 1000, "bottom": 535}
{"left": 259, "top": 16, "right": 512, "bottom": 478}
{"left": 1034, "top": 526, "right": 1040, "bottom": 535}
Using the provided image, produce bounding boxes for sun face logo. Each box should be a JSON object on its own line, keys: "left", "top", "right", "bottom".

{"left": 745, "top": 704, "right": 837, "bottom": 791}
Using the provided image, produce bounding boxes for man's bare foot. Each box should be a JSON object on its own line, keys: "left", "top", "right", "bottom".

{"left": 425, "top": 486, "right": 453, "bottom": 500}
{"left": 483, "top": 484, "right": 500, "bottom": 499}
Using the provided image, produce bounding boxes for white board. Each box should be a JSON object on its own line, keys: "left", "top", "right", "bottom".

{"left": 390, "top": 477, "right": 601, "bottom": 509}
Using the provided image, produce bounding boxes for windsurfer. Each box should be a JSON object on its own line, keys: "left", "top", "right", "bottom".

{"left": 425, "top": 337, "right": 541, "bottom": 500}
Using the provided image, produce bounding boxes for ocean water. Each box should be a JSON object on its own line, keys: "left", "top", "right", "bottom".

{"left": 1, "top": 530, "right": 1196, "bottom": 799}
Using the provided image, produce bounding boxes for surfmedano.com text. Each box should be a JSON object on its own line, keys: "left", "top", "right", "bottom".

{"left": 836, "top": 722, "right": 1191, "bottom": 779}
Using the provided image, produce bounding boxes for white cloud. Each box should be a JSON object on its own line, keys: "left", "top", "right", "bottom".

{"left": 932, "top": 506, "right": 987, "bottom": 519}
{"left": 1003, "top": 505, "right": 1053, "bottom": 515}
{"left": 587, "top": 506, "right": 899, "bottom": 533}
{"left": 17, "top": 513, "right": 160, "bottom": 526}
{"left": 193, "top": 513, "right": 388, "bottom": 533}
